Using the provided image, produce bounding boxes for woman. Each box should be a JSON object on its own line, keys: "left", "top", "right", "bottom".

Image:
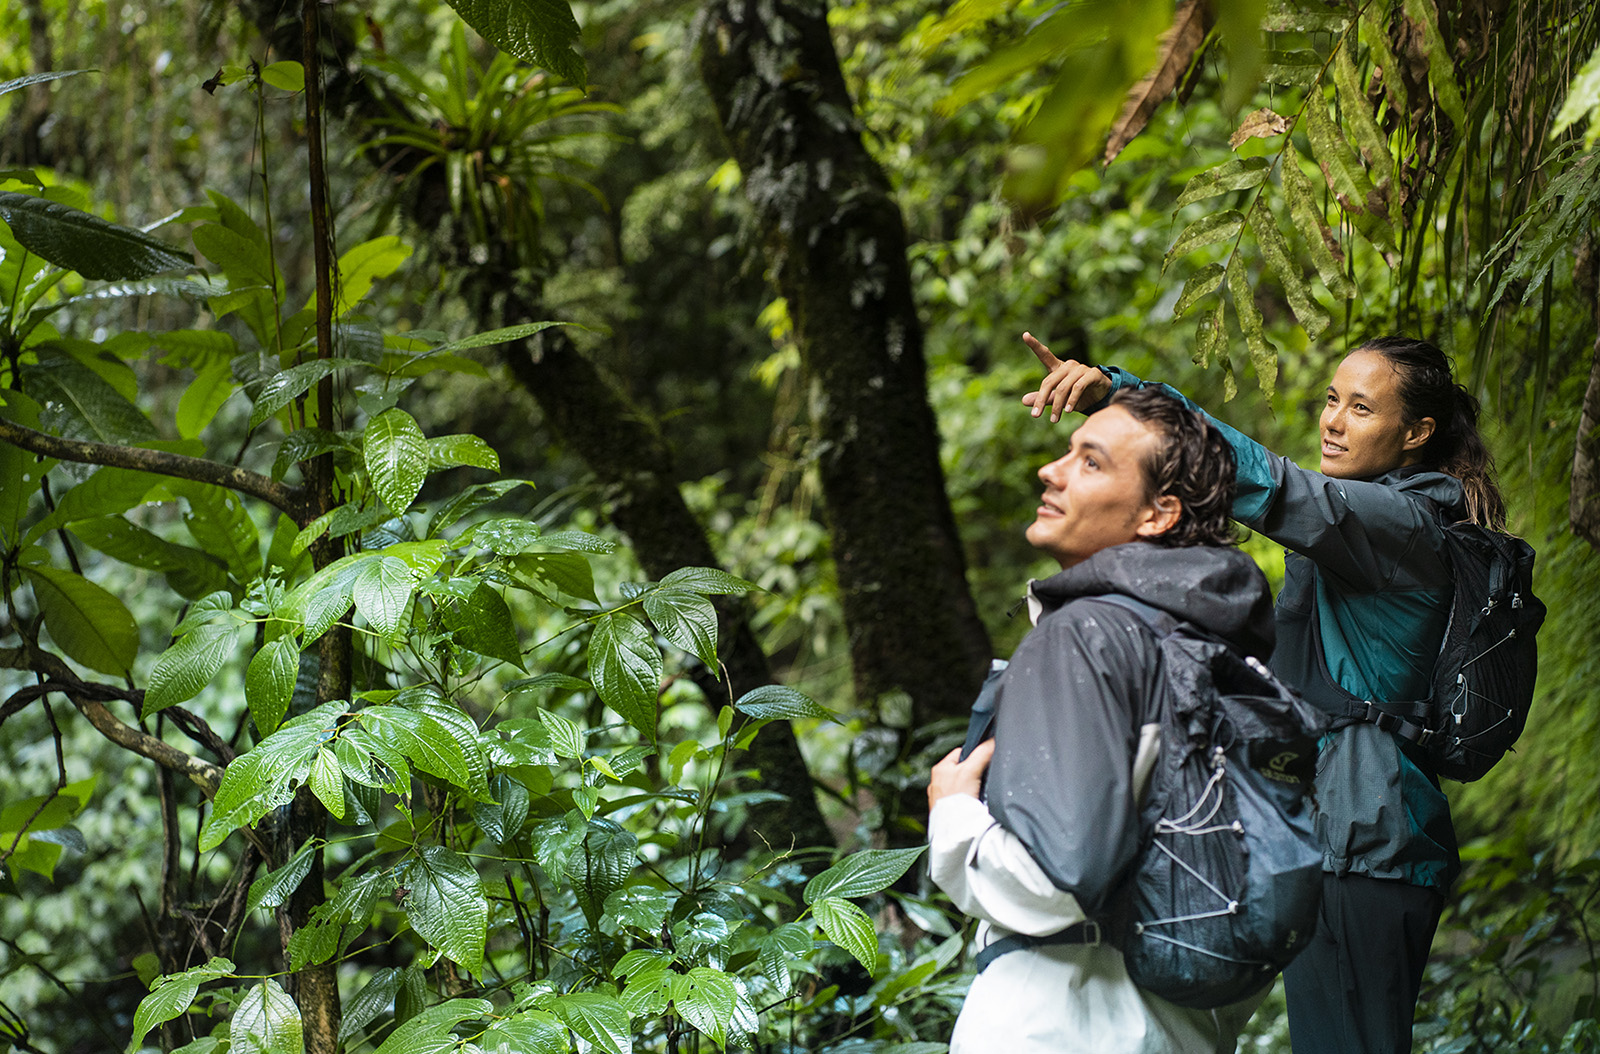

{"left": 1020, "top": 334, "right": 1506, "bottom": 1054}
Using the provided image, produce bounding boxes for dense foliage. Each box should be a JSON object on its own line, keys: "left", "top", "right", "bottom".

{"left": 1, "top": 0, "right": 1598, "bottom": 1052}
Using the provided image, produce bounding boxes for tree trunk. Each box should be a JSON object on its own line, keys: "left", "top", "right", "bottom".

{"left": 1571, "top": 283, "right": 1600, "bottom": 549}
{"left": 697, "top": 0, "right": 993, "bottom": 728}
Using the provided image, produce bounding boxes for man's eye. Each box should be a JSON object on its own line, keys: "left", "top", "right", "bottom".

{"left": 1084, "top": 457, "right": 1098, "bottom": 470}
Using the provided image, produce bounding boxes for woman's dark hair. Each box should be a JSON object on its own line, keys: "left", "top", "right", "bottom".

{"left": 1357, "top": 336, "right": 1507, "bottom": 529}
{"left": 1110, "top": 387, "right": 1240, "bottom": 548}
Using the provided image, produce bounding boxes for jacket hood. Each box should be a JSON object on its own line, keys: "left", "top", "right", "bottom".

{"left": 1030, "top": 542, "right": 1276, "bottom": 660}
{"left": 1380, "top": 465, "right": 1467, "bottom": 521}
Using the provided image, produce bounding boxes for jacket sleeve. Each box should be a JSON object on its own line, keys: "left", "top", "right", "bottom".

{"left": 1095, "top": 366, "right": 1447, "bottom": 594}
{"left": 927, "top": 793, "right": 1087, "bottom": 935}
{"left": 980, "top": 600, "right": 1154, "bottom": 914}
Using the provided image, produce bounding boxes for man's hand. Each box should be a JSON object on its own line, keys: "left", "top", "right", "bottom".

{"left": 1021, "top": 332, "right": 1111, "bottom": 422}
{"left": 928, "top": 740, "right": 995, "bottom": 810}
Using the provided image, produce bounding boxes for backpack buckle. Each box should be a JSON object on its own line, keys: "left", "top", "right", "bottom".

{"left": 1361, "top": 701, "right": 1401, "bottom": 734}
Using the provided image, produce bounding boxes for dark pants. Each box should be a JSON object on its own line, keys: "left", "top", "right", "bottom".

{"left": 1283, "top": 872, "right": 1445, "bottom": 1054}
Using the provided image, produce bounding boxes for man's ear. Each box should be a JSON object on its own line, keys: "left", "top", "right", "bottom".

{"left": 1135, "top": 495, "right": 1182, "bottom": 539}
{"left": 1403, "top": 416, "right": 1436, "bottom": 451}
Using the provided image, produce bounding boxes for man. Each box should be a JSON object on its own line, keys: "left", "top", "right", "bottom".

{"left": 927, "top": 387, "right": 1274, "bottom": 1053}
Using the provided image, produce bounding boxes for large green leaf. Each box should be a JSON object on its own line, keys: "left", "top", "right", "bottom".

{"left": 337, "top": 968, "right": 405, "bottom": 1044}
{"left": 550, "top": 992, "right": 632, "bottom": 1054}
{"left": 199, "top": 703, "right": 345, "bottom": 851}
{"left": 671, "top": 968, "right": 738, "bottom": 1045}
{"left": 469, "top": 517, "right": 542, "bottom": 555}
{"left": 308, "top": 748, "right": 345, "bottom": 819}
{"left": 365, "top": 407, "right": 429, "bottom": 514}
{"left": 426, "top": 433, "right": 499, "bottom": 472}
{"left": 423, "top": 479, "right": 535, "bottom": 538}
{"left": 355, "top": 704, "right": 477, "bottom": 792}
{"left": 22, "top": 355, "right": 159, "bottom": 444}
{"left": 509, "top": 551, "right": 596, "bottom": 602}
{"left": 572, "top": 818, "right": 636, "bottom": 926}
{"left": 143, "top": 620, "right": 238, "bottom": 716}
{"left": 428, "top": 319, "right": 576, "bottom": 354}
{"left": 437, "top": 580, "right": 525, "bottom": 670}
{"left": 26, "top": 466, "right": 160, "bottom": 543}
{"left": 478, "top": 1009, "right": 568, "bottom": 1054}
{"left": 126, "top": 957, "right": 235, "bottom": 1053}
{"left": 370, "top": 998, "right": 493, "bottom": 1054}
{"left": 804, "top": 846, "right": 927, "bottom": 903}
{"left": 246, "top": 637, "right": 300, "bottom": 737}
{"left": 759, "top": 922, "right": 814, "bottom": 985}
{"left": 351, "top": 555, "right": 415, "bottom": 642}
{"left": 244, "top": 841, "right": 317, "bottom": 915}
{"left": 588, "top": 613, "right": 662, "bottom": 739}
{"left": 659, "top": 566, "right": 756, "bottom": 594}
{"left": 402, "top": 845, "right": 488, "bottom": 977}
{"left": 174, "top": 480, "right": 263, "bottom": 582}
{"left": 67, "top": 515, "right": 228, "bottom": 600}
{"left": 642, "top": 586, "right": 719, "bottom": 665}
{"left": 230, "top": 980, "right": 302, "bottom": 1054}
{"left": 22, "top": 565, "right": 138, "bottom": 676}
{"left": 327, "top": 235, "right": 411, "bottom": 317}
{"left": 248, "top": 358, "right": 366, "bottom": 430}
{"left": 0, "top": 191, "right": 192, "bottom": 280}
{"left": 812, "top": 896, "right": 879, "bottom": 971}
{"left": 471, "top": 773, "right": 530, "bottom": 845}
{"left": 734, "top": 684, "right": 838, "bottom": 723}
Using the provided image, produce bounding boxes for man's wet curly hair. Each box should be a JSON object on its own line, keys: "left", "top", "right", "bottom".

{"left": 1111, "top": 387, "right": 1240, "bottom": 548}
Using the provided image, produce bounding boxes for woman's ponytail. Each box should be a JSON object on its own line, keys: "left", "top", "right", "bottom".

{"left": 1358, "top": 336, "right": 1508, "bottom": 530}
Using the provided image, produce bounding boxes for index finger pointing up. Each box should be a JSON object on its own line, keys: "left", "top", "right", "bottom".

{"left": 1023, "top": 331, "right": 1063, "bottom": 370}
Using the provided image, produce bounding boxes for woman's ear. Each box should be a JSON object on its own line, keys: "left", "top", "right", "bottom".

{"left": 1135, "top": 495, "right": 1182, "bottom": 539}
{"left": 1403, "top": 416, "right": 1437, "bottom": 451}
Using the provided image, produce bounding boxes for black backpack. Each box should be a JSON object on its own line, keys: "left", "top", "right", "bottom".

{"left": 1314, "top": 520, "right": 1545, "bottom": 782}
{"left": 962, "top": 595, "right": 1329, "bottom": 1009}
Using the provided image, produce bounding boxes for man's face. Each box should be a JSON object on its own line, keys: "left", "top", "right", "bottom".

{"left": 1025, "top": 405, "right": 1167, "bottom": 569}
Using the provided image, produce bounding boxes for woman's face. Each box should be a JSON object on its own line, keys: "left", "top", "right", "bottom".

{"left": 1318, "top": 350, "right": 1434, "bottom": 480}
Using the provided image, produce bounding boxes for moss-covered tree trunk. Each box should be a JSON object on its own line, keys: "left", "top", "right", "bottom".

{"left": 697, "top": 0, "right": 993, "bottom": 727}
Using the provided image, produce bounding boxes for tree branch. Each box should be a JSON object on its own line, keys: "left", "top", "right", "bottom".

{"left": 0, "top": 416, "right": 309, "bottom": 520}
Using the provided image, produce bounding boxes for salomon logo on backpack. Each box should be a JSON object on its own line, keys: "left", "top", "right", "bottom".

{"left": 1337, "top": 521, "right": 1546, "bottom": 782}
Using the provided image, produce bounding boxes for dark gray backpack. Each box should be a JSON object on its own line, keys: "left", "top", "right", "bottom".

{"left": 964, "top": 596, "right": 1328, "bottom": 1009}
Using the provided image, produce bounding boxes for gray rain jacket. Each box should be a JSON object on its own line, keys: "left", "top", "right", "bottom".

{"left": 983, "top": 541, "right": 1276, "bottom": 911}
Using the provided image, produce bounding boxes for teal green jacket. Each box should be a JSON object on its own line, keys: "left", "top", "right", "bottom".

{"left": 1095, "top": 367, "right": 1460, "bottom": 891}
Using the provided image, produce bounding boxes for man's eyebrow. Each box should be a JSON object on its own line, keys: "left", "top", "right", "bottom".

{"left": 1074, "top": 436, "right": 1115, "bottom": 462}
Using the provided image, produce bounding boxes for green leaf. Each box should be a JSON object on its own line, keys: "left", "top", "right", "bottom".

{"left": 249, "top": 359, "right": 366, "bottom": 430}
{"left": 733, "top": 684, "right": 838, "bottom": 723}
{"left": 271, "top": 427, "right": 351, "bottom": 481}
{"left": 1552, "top": 42, "right": 1600, "bottom": 143}
{"left": 572, "top": 818, "right": 636, "bottom": 926}
{"left": 247, "top": 637, "right": 300, "bottom": 737}
{"left": 176, "top": 362, "right": 236, "bottom": 439}
{"left": 589, "top": 613, "right": 662, "bottom": 740}
{"left": 1302, "top": 94, "right": 1395, "bottom": 252}
{"left": 805, "top": 847, "right": 928, "bottom": 903}
{"left": 200, "top": 703, "right": 345, "bottom": 851}
{"left": 472, "top": 773, "right": 531, "bottom": 844}
{"left": 1247, "top": 206, "right": 1329, "bottom": 339}
{"left": 1172, "top": 262, "right": 1225, "bottom": 319}
{"left": 244, "top": 841, "right": 316, "bottom": 915}
{"left": 1402, "top": 0, "right": 1467, "bottom": 127}
{"left": 402, "top": 845, "right": 488, "bottom": 977}
{"left": 550, "top": 992, "right": 632, "bottom": 1054}
{"left": 1331, "top": 44, "right": 1396, "bottom": 215}
{"left": 328, "top": 236, "right": 410, "bottom": 316}
{"left": 426, "top": 433, "right": 499, "bottom": 472}
{"left": 1164, "top": 210, "right": 1245, "bottom": 267}
{"left": 470, "top": 517, "right": 542, "bottom": 554}
{"left": 259, "top": 60, "right": 306, "bottom": 93}
{"left": 671, "top": 968, "right": 738, "bottom": 1044}
{"left": 370, "top": 997, "right": 493, "bottom": 1054}
{"left": 380, "top": 539, "right": 450, "bottom": 576}
{"left": 126, "top": 957, "right": 235, "bottom": 1053}
{"left": 510, "top": 551, "right": 596, "bottom": 602}
{"left": 424, "top": 479, "right": 535, "bottom": 538}
{"left": 760, "top": 922, "right": 814, "bottom": 984}
{"left": 1281, "top": 149, "right": 1356, "bottom": 299}
{"left": 175, "top": 480, "right": 263, "bottom": 582}
{"left": 23, "top": 355, "right": 158, "bottom": 444}
{"left": 1226, "top": 255, "right": 1277, "bottom": 395}
{"left": 25, "top": 466, "right": 158, "bottom": 543}
{"left": 231, "top": 980, "right": 302, "bottom": 1054}
{"left": 643, "top": 586, "right": 719, "bottom": 665}
{"left": 365, "top": 407, "right": 429, "bottom": 514}
{"left": 536, "top": 709, "right": 585, "bottom": 759}
{"left": 812, "top": 896, "right": 879, "bottom": 972}
{"left": 1174, "top": 157, "right": 1271, "bottom": 209}
{"left": 533, "top": 529, "right": 615, "bottom": 554}
{"left": 438, "top": 581, "right": 525, "bottom": 670}
{"left": 604, "top": 883, "right": 675, "bottom": 933}
{"left": 529, "top": 810, "right": 587, "bottom": 883}
{"left": 351, "top": 555, "right": 415, "bottom": 642}
{"left": 0, "top": 191, "right": 192, "bottom": 279}
{"left": 433, "top": 319, "right": 578, "bottom": 354}
{"left": 480, "top": 1009, "right": 568, "bottom": 1054}
{"left": 355, "top": 704, "right": 478, "bottom": 792}
{"left": 308, "top": 748, "right": 346, "bottom": 819}
{"left": 337, "top": 968, "right": 404, "bottom": 1044}
{"left": 22, "top": 565, "right": 138, "bottom": 676}
{"left": 659, "top": 566, "right": 756, "bottom": 594}
{"left": 143, "top": 621, "right": 238, "bottom": 717}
